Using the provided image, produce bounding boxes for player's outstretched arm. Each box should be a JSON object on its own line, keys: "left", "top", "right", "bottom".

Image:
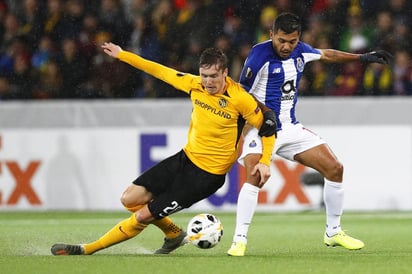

{"left": 320, "top": 49, "right": 393, "bottom": 64}
{"left": 100, "top": 42, "right": 192, "bottom": 93}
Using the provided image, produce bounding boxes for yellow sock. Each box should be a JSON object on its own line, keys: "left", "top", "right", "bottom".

{"left": 125, "top": 205, "right": 181, "bottom": 239}
{"left": 83, "top": 213, "right": 147, "bottom": 255}
{"left": 151, "top": 217, "right": 182, "bottom": 239}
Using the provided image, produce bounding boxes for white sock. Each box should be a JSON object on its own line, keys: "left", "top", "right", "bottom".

{"left": 323, "top": 180, "right": 344, "bottom": 236}
{"left": 232, "top": 183, "right": 260, "bottom": 244}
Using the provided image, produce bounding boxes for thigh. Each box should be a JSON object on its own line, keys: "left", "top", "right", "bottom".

{"left": 294, "top": 143, "right": 340, "bottom": 174}
{"left": 276, "top": 124, "right": 326, "bottom": 161}
{"left": 148, "top": 158, "right": 226, "bottom": 219}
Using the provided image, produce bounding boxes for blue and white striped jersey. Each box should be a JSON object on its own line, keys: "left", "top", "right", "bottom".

{"left": 239, "top": 40, "right": 321, "bottom": 130}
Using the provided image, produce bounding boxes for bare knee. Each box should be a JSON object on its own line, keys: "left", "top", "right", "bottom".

{"left": 135, "top": 205, "right": 154, "bottom": 224}
{"left": 120, "top": 193, "right": 135, "bottom": 208}
{"left": 324, "top": 161, "right": 344, "bottom": 182}
{"left": 120, "top": 184, "right": 152, "bottom": 208}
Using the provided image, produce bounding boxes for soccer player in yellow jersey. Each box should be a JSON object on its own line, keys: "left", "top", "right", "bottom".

{"left": 51, "top": 42, "right": 277, "bottom": 255}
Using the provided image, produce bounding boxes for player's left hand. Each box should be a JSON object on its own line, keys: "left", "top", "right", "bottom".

{"left": 101, "top": 42, "right": 123, "bottom": 58}
{"left": 251, "top": 162, "right": 271, "bottom": 187}
{"left": 359, "top": 50, "right": 393, "bottom": 64}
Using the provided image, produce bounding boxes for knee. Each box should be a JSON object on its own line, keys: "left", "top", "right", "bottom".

{"left": 135, "top": 206, "right": 154, "bottom": 224}
{"left": 120, "top": 192, "right": 134, "bottom": 208}
{"left": 121, "top": 196, "right": 147, "bottom": 214}
{"left": 120, "top": 185, "right": 152, "bottom": 208}
{"left": 120, "top": 193, "right": 147, "bottom": 209}
{"left": 324, "top": 161, "right": 344, "bottom": 182}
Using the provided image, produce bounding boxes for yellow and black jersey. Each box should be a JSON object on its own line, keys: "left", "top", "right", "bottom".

{"left": 118, "top": 51, "right": 274, "bottom": 175}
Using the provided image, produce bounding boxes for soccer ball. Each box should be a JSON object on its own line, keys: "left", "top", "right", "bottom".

{"left": 187, "top": 213, "right": 223, "bottom": 249}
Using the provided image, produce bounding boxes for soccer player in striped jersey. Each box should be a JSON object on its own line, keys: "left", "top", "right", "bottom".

{"left": 51, "top": 43, "right": 277, "bottom": 256}
{"left": 227, "top": 12, "right": 392, "bottom": 256}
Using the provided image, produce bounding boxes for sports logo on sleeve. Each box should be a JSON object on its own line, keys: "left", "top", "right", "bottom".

{"left": 248, "top": 140, "right": 257, "bottom": 148}
{"left": 245, "top": 67, "right": 253, "bottom": 79}
{"left": 296, "top": 57, "right": 304, "bottom": 72}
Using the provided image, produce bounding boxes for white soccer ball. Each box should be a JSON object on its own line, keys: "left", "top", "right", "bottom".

{"left": 187, "top": 213, "right": 223, "bottom": 249}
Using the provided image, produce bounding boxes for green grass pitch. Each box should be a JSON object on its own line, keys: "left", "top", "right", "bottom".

{"left": 1, "top": 211, "right": 411, "bottom": 274}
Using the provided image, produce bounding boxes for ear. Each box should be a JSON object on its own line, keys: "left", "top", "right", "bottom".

{"left": 223, "top": 68, "right": 228, "bottom": 77}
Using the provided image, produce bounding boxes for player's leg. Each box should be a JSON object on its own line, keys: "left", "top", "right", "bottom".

{"left": 228, "top": 127, "right": 265, "bottom": 257}
{"left": 103, "top": 184, "right": 187, "bottom": 256}
{"left": 294, "top": 143, "right": 364, "bottom": 250}
{"left": 152, "top": 155, "right": 226, "bottom": 254}
{"left": 123, "top": 188, "right": 184, "bottom": 245}
{"left": 125, "top": 208, "right": 184, "bottom": 245}
{"left": 149, "top": 199, "right": 188, "bottom": 255}
{"left": 83, "top": 205, "right": 151, "bottom": 255}
{"left": 294, "top": 144, "right": 344, "bottom": 232}
{"left": 51, "top": 184, "right": 152, "bottom": 255}
{"left": 51, "top": 151, "right": 183, "bottom": 256}
{"left": 133, "top": 150, "right": 190, "bottom": 254}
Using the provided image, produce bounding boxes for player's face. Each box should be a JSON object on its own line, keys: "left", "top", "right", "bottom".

{"left": 199, "top": 64, "right": 228, "bottom": 95}
{"left": 270, "top": 29, "right": 300, "bottom": 59}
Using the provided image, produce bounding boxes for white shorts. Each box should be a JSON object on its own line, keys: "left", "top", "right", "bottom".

{"left": 238, "top": 123, "right": 326, "bottom": 166}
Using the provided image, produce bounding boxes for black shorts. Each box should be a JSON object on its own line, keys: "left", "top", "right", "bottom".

{"left": 133, "top": 150, "right": 226, "bottom": 219}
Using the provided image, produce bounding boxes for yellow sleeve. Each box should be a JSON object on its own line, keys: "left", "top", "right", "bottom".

{"left": 259, "top": 135, "right": 275, "bottom": 166}
{"left": 117, "top": 50, "right": 195, "bottom": 93}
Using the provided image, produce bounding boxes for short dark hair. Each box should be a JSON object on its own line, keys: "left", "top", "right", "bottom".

{"left": 199, "top": 48, "right": 228, "bottom": 71}
{"left": 272, "top": 12, "right": 301, "bottom": 34}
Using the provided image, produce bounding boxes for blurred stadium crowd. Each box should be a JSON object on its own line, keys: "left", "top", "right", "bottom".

{"left": 0, "top": 0, "right": 412, "bottom": 100}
